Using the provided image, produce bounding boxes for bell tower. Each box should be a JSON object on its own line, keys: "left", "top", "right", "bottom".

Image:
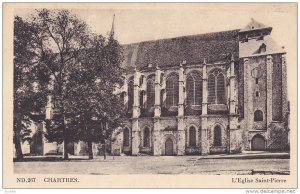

{"left": 238, "top": 18, "right": 288, "bottom": 151}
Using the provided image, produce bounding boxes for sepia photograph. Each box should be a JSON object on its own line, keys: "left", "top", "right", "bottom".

{"left": 2, "top": 2, "right": 297, "bottom": 189}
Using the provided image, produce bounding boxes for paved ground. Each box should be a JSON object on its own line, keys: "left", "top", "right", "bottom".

{"left": 14, "top": 156, "right": 290, "bottom": 175}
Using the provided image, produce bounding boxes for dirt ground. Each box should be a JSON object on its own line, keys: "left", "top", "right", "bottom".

{"left": 14, "top": 156, "right": 290, "bottom": 175}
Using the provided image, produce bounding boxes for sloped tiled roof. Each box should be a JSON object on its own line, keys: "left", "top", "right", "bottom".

{"left": 121, "top": 29, "right": 240, "bottom": 70}
{"left": 239, "top": 18, "right": 272, "bottom": 33}
{"left": 239, "top": 35, "right": 284, "bottom": 58}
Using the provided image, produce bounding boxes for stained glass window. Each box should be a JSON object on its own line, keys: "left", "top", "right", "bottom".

{"left": 208, "top": 69, "right": 226, "bottom": 104}
{"left": 186, "top": 71, "right": 202, "bottom": 106}
{"left": 147, "top": 75, "right": 155, "bottom": 108}
{"left": 166, "top": 73, "right": 179, "bottom": 107}
{"left": 127, "top": 77, "right": 134, "bottom": 110}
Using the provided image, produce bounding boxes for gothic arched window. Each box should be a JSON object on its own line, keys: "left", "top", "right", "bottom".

{"left": 127, "top": 77, "right": 134, "bottom": 110}
{"left": 140, "top": 91, "right": 144, "bottom": 109}
{"left": 189, "top": 126, "right": 196, "bottom": 146}
{"left": 254, "top": 110, "right": 263, "bottom": 121}
{"left": 143, "top": 127, "right": 150, "bottom": 147}
{"left": 214, "top": 125, "right": 222, "bottom": 146}
{"left": 166, "top": 73, "right": 179, "bottom": 107}
{"left": 186, "top": 71, "right": 202, "bottom": 106}
{"left": 208, "top": 69, "right": 226, "bottom": 104}
{"left": 123, "top": 128, "right": 130, "bottom": 147}
{"left": 147, "top": 75, "right": 155, "bottom": 108}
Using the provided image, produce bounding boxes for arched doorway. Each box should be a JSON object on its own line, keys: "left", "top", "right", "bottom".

{"left": 123, "top": 128, "right": 130, "bottom": 147}
{"left": 122, "top": 128, "right": 131, "bottom": 155}
{"left": 251, "top": 134, "right": 266, "bottom": 151}
{"left": 214, "top": 125, "right": 222, "bottom": 146}
{"left": 143, "top": 127, "right": 150, "bottom": 147}
{"left": 189, "top": 126, "right": 196, "bottom": 146}
{"left": 165, "top": 138, "right": 173, "bottom": 156}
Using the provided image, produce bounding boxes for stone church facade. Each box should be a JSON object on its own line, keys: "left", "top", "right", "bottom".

{"left": 16, "top": 18, "right": 289, "bottom": 157}
{"left": 111, "top": 18, "right": 289, "bottom": 156}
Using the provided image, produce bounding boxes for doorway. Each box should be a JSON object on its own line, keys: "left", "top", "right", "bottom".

{"left": 165, "top": 138, "right": 173, "bottom": 156}
{"left": 251, "top": 134, "right": 266, "bottom": 151}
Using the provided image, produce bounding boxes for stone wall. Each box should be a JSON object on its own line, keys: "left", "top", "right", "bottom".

{"left": 110, "top": 59, "right": 243, "bottom": 156}
{"left": 272, "top": 54, "right": 283, "bottom": 121}
{"left": 238, "top": 60, "right": 245, "bottom": 118}
{"left": 110, "top": 114, "right": 242, "bottom": 155}
{"left": 240, "top": 53, "right": 288, "bottom": 151}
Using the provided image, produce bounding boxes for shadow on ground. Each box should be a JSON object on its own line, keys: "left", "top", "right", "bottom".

{"left": 13, "top": 156, "right": 92, "bottom": 162}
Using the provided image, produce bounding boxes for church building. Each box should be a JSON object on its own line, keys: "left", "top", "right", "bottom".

{"left": 18, "top": 18, "right": 289, "bottom": 157}
{"left": 110, "top": 18, "right": 290, "bottom": 156}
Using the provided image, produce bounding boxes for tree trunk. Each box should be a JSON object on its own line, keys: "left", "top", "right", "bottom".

{"left": 84, "top": 117, "right": 93, "bottom": 160}
{"left": 62, "top": 114, "right": 69, "bottom": 160}
{"left": 87, "top": 140, "right": 93, "bottom": 160}
{"left": 103, "top": 139, "right": 106, "bottom": 160}
{"left": 227, "top": 125, "right": 231, "bottom": 155}
{"left": 60, "top": 81, "right": 68, "bottom": 160}
{"left": 14, "top": 130, "right": 23, "bottom": 160}
{"left": 101, "top": 121, "right": 106, "bottom": 160}
{"left": 63, "top": 138, "right": 68, "bottom": 160}
{"left": 14, "top": 119, "right": 24, "bottom": 160}
{"left": 104, "top": 121, "right": 107, "bottom": 160}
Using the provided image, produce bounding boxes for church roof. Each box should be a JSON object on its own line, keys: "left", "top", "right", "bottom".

{"left": 239, "top": 35, "right": 284, "bottom": 58}
{"left": 121, "top": 29, "right": 240, "bottom": 71}
{"left": 239, "top": 18, "right": 272, "bottom": 33}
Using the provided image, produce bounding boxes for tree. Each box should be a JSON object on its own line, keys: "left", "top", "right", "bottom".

{"left": 15, "top": 9, "right": 124, "bottom": 160}
{"left": 25, "top": 9, "right": 90, "bottom": 159}
{"left": 13, "top": 16, "right": 48, "bottom": 160}
{"left": 64, "top": 34, "right": 124, "bottom": 159}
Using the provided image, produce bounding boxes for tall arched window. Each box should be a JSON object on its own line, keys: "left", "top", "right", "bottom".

{"left": 208, "top": 69, "right": 226, "bottom": 104}
{"left": 139, "top": 91, "right": 144, "bottom": 109}
{"left": 147, "top": 75, "right": 155, "bottom": 108}
{"left": 208, "top": 74, "right": 215, "bottom": 103}
{"left": 123, "top": 128, "right": 130, "bottom": 147}
{"left": 214, "top": 125, "right": 222, "bottom": 146}
{"left": 143, "top": 127, "right": 150, "bottom": 147}
{"left": 186, "top": 71, "right": 202, "bottom": 106}
{"left": 254, "top": 110, "right": 263, "bottom": 121}
{"left": 189, "top": 126, "right": 196, "bottom": 146}
{"left": 166, "top": 73, "right": 179, "bottom": 107}
{"left": 127, "top": 77, "right": 134, "bottom": 110}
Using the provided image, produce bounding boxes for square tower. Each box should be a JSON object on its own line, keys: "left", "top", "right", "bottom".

{"left": 238, "top": 18, "right": 289, "bottom": 151}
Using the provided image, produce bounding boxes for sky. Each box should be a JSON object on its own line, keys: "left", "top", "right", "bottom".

{"left": 14, "top": 3, "right": 297, "bottom": 105}
{"left": 14, "top": 4, "right": 295, "bottom": 46}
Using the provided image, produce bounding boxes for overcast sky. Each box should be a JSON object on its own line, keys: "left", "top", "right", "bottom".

{"left": 15, "top": 4, "right": 295, "bottom": 47}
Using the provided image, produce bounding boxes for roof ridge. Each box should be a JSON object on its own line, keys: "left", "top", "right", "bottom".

{"left": 239, "top": 18, "right": 271, "bottom": 33}
{"left": 121, "top": 29, "right": 240, "bottom": 46}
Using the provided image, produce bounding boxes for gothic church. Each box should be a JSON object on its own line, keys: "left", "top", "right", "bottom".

{"left": 110, "top": 18, "right": 289, "bottom": 156}
{"left": 18, "top": 18, "right": 290, "bottom": 156}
